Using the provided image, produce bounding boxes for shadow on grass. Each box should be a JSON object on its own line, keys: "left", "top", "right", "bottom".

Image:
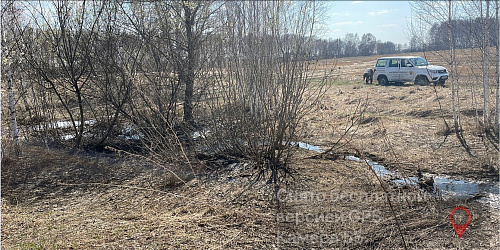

{"left": 1, "top": 145, "right": 192, "bottom": 206}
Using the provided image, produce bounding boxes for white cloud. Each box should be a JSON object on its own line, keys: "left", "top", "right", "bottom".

{"left": 331, "top": 12, "right": 351, "bottom": 17}
{"left": 334, "top": 21, "right": 363, "bottom": 26}
{"left": 380, "top": 24, "right": 398, "bottom": 27}
{"left": 368, "top": 9, "right": 393, "bottom": 16}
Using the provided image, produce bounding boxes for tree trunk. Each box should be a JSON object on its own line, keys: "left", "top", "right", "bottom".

{"left": 6, "top": 64, "right": 21, "bottom": 155}
{"left": 449, "top": 0, "right": 472, "bottom": 155}
{"left": 73, "top": 83, "right": 85, "bottom": 150}
{"left": 183, "top": 3, "right": 195, "bottom": 125}
{"left": 494, "top": 0, "right": 500, "bottom": 134}
{"left": 449, "top": 0, "right": 458, "bottom": 132}
{"left": 483, "top": 0, "right": 491, "bottom": 130}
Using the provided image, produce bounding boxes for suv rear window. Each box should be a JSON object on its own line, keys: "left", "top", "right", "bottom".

{"left": 376, "top": 59, "right": 386, "bottom": 67}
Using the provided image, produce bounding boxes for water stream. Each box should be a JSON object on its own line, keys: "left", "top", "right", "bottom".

{"left": 33, "top": 120, "right": 499, "bottom": 209}
{"left": 297, "top": 142, "right": 499, "bottom": 209}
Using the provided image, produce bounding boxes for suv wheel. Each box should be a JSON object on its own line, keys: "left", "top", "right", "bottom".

{"left": 415, "top": 76, "right": 429, "bottom": 86}
{"left": 378, "top": 76, "right": 388, "bottom": 86}
{"left": 436, "top": 80, "right": 445, "bottom": 86}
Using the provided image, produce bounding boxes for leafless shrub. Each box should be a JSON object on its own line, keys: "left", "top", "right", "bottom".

{"left": 199, "top": 1, "right": 333, "bottom": 184}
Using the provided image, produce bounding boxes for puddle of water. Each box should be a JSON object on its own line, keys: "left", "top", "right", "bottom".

{"left": 433, "top": 177, "right": 499, "bottom": 198}
{"left": 119, "top": 125, "right": 144, "bottom": 141}
{"left": 296, "top": 142, "right": 500, "bottom": 209}
{"left": 43, "top": 121, "right": 143, "bottom": 141}
{"left": 291, "top": 142, "right": 323, "bottom": 153}
{"left": 481, "top": 193, "right": 500, "bottom": 210}
{"left": 193, "top": 131, "right": 202, "bottom": 140}
{"left": 117, "top": 134, "right": 142, "bottom": 141}
{"left": 192, "top": 129, "right": 211, "bottom": 141}
{"left": 61, "top": 134, "right": 75, "bottom": 141}
{"left": 346, "top": 155, "right": 418, "bottom": 186}
{"left": 34, "top": 120, "right": 97, "bottom": 131}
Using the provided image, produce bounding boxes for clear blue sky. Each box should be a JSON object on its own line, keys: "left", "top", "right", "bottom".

{"left": 320, "top": 1, "right": 412, "bottom": 45}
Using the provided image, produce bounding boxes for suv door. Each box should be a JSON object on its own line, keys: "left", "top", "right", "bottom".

{"left": 386, "top": 58, "right": 400, "bottom": 82}
{"left": 399, "top": 58, "right": 413, "bottom": 82}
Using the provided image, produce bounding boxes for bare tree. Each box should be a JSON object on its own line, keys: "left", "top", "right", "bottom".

{"left": 344, "top": 33, "right": 359, "bottom": 57}
{"left": 205, "top": 1, "right": 331, "bottom": 183}
{"left": 88, "top": 0, "right": 138, "bottom": 147}
{"left": 12, "top": 0, "right": 104, "bottom": 150}
{"left": 5, "top": 64, "right": 21, "bottom": 154}
{"left": 122, "top": 1, "right": 215, "bottom": 128}
{"left": 410, "top": 0, "right": 472, "bottom": 154}
{"left": 2, "top": 0, "right": 21, "bottom": 154}
{"left": 359, "top": 33, "right": 377, "bottom": 56}
{"left": 482, "top": 0, "right": 491, "bottom": 130}
{"left": 495, "top": 0, "right": 500, "bottom": 134}
{"left": 376, "top": 41, "right": 397, "bottom": 55}
{"left": 448, "top": 0, "right": 471, "bottom": 154}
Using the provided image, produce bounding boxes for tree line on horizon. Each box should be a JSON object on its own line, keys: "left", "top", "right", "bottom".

{"left": 307, "top": 16, "right": 498, "bottom": 60}
{"left": 308, "top": 33, "right": 414, "bottom": 60}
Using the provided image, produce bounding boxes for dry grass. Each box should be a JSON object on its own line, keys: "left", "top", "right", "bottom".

{"left": 2, "top": 144, "right": 498, "bottom": 249}
{"left": 302, "top": 48, "right": 499, "bottom": 178}
{"left": 305, "top": 79, "right": 498, "bottom": 179}
{"left": 1, "top": 146, "right": 278, "bottom": 249}
{"left": 277, "top": 152, "right": 499, "bottom": 249}
{"left": 2, "top": 49, "right": 499, "bottom": 249}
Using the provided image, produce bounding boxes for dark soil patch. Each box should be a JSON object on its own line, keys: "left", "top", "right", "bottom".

{"left": 462, "top": 108, "right": 484, "bottom": 117}
{"left": 407, "top": 109, "right": 435, "bottom": 118}
{"left": 359, "top": 116, "right": 379, "bottom": 125}
{"left": 1, "top": 146, "right": 193, "bottom": 206}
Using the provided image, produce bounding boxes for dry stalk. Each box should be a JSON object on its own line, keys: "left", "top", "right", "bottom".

{"left": 350, "top": 145, "right": 408, "bottom": 250}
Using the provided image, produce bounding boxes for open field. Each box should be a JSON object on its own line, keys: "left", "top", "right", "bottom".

{"left": 310, "top": 51, "right": 498, "bottom": 178}
{"left": 2, "top": 51, "right": 499, "bottom": 249}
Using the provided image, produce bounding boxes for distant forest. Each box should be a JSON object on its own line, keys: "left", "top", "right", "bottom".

{"left": 309, "top": 16, "right": 499, "bottom": 59}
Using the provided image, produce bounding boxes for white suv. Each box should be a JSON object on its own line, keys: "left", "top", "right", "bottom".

{"left": 373, "top": 56, "right": 449, "bottom": 86}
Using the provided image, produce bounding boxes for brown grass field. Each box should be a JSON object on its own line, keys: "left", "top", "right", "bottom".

{"left": 2, "top": 50, "right": 499, "bottom": 249}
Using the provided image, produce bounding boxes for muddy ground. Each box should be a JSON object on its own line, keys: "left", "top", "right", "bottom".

{"left": 2, "top": 53, "right": 499, "bottom": 249}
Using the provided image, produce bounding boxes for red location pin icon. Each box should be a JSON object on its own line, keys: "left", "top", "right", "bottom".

{"left": 449, "top": 206, "right": 471, "bottom": 239}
